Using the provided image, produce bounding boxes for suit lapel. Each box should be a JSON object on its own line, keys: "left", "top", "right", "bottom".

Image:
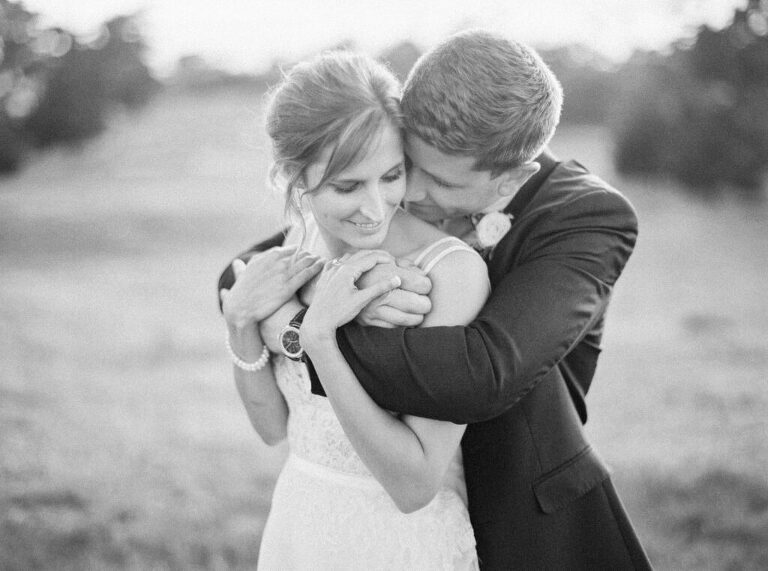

{"left": 484, "top": 151, "right": 560, "bottom": 284}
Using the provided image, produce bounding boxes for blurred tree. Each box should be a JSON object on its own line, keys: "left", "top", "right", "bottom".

{"left": 0, "top": 112, "right": 24, "bottom": 171}
{"left": 0, "top": 4, "right": 158, "bottom": 172}
{"left": 168, "top": 54, "right": 271, "bottom": 93}
{"left": 378, "top": 41, "right": 422, "bottom": 83}
{"left": 23, "top": 36, "right": 107, "bottom": 145}
{"left": 0, "top": 0, "right": 40, "bottom": 172}
{"left": 612, "top": 0, "right": 768, "bottom": 196}
{"left": 540, "top": 45, "right": 618, "bottom": 124}
{"left": 97, "top": 15, "right": 159, "bottom": 108}
{"left": 24, "top": 14, "right": 159, "bottom": 146}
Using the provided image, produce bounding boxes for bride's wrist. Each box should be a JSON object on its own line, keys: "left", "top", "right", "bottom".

{"left": 227, "top": 322, "right": 265, "bottom": 360}
{"left": 300, "top": 322, "right": 336, "bottom": 355}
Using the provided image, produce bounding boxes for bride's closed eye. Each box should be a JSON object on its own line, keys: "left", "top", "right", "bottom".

{"left": 381, "top": 166, "right": 404, "bottom": 183}
{"left": 330, "top": 182, "right": 360, "bottom": 194}
{"left": 329, "top": 164, "right": 404, "bottom": 194}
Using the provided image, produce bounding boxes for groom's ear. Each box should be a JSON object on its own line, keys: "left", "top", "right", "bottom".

{"left": 496, "top": 162, "right": 541, "bottom": 197}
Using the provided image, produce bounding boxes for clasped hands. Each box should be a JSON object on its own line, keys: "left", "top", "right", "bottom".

{"left": 347, "top": 253, "right": 432, "bottom": 328}
{"left": 220, "top": 245, "right": 433, "bottom": 334}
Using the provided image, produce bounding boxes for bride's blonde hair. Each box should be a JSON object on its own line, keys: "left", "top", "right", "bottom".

{"left": 265, "top": 51, "right": 403, "bottom": 222}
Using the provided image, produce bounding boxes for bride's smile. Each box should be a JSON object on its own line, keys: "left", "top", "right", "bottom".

{"left": 302, "top": 122, "right": 406, "bottom": 256}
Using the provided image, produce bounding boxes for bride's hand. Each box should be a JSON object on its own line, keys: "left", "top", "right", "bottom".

{"left": 220, "top": 246, "right": 323, "bottom": 329}
{"left": 302, "top": 250, "right": 402, "bottom": 344}
{"left": 355, "top": 259, "right": 433, "bottom": 328}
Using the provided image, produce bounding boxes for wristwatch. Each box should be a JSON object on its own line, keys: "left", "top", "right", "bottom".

{"left": 279, "top": 308, "right": 308, "bottom": 362}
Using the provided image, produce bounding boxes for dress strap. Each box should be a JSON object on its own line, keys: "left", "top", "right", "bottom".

{"left": 412, "top": 236, "right": 467, "bottom": 267}
{"left": 413, "top": 236, "right": 479, "bottom": 274}
{"left": 421, "top": 245, "right": 477, "bottom": 274}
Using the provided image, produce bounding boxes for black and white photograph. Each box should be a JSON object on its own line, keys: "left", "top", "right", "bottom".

{"left": 1, "top": 1, "right": 767, "bottom": 569}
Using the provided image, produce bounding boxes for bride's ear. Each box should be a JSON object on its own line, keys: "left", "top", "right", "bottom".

{"left": 497, "top": 162, "right": 541, "bottom": 197}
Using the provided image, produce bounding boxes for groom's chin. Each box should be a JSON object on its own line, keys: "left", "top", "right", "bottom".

{"left": 405, "top": 204, "right": 443, "bottom": 223}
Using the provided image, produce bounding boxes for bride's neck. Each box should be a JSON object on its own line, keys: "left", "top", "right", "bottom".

{"left": 310, "top": 210, "right": 417, "bottom": 259}
{"left": 316, "top": 232, "right": 357, "bottom": 259}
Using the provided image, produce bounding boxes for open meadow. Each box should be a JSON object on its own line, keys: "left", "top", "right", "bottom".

{"left": 1, "top": 89, "right": 767, "bottom": 570}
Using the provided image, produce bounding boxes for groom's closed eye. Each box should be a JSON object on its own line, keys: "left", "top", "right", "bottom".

{"left": 427, "top": 172, "right": 462, "bottom": 190}
{"left": 412, "top": 164, "right": 462, "bottom": 190}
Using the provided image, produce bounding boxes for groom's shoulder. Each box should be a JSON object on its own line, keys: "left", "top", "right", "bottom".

{"left": 541, "top": 160, "right": 637, "bottom": 225}
{"left": 548, "top": 160, "right": 626, "bottom": 201}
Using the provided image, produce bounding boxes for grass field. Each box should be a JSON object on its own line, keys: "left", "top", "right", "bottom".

{"left": 1, "top": 89, "right": 767, "bottom": 570}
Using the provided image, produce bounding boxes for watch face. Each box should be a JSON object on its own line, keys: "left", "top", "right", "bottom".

{"left": 281, "top": 326, "right": 304, "bottom": 360}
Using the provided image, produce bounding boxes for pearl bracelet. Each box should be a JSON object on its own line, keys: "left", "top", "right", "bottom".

{"left": 225, "top": 332, "right": 270, "bottom": 372}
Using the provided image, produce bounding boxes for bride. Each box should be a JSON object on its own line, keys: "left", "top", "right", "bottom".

{"left": 220, "top": 51, "right": 489, "bottom": 570}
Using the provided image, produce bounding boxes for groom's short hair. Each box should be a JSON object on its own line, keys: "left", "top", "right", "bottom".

{"left": 401, "top": 30, "right": 563, "bottom": 174}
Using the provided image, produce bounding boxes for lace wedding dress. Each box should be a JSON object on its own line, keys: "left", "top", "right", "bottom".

{"left": 257, "top": 237, "right": 482, "bottom": 571}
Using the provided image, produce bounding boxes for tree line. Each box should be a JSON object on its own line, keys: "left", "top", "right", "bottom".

{"left": 0, "top": 1, "right": 158, "bottom": 173}
{"left": 2, "top": 0, "right": 766, "bottom": 196}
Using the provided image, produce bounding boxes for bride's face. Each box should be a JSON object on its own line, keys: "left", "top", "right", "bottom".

{"left": 302, "top": 122, "right": 405, "bottom": 255}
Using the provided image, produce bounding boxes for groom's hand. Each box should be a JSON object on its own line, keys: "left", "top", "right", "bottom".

{"left": 355, "top": 259, "right": 432, "bottom": 328}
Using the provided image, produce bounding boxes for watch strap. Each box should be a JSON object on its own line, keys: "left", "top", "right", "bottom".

{"left": 289, "top": 307, "right": 308, "bottom": 329}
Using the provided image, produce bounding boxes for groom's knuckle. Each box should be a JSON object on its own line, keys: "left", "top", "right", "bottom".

{"left": 416, "top": 295, "right": 432, "bottom": 313}
{"left": 403, "top": 314, "right": 422, "bottom": 327}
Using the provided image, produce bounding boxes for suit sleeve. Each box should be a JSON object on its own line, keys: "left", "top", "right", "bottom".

{"left": 217, "top": 231, "right": 286, "bottom": 312}
{"left": 329, "top": 189, "right": 638, "bottom": 424}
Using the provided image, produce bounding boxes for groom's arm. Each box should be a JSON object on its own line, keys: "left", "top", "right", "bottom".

{"left": 328, "top": 188, "right": 638, "bottom": 424}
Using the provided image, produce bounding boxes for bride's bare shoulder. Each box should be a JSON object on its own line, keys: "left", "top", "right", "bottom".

{"left": 386, "top": 210, "right": 447, "bottom": 257}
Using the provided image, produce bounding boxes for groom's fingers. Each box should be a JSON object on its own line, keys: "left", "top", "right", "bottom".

{"left": 346, "top": 250, "right": 395, "bottom": 278}
{"left": 273, "top": 245, "right": 298, "bottom": 255}
{"left": 394, "top": 266, "right": 432, "bottom": 295}
{"left": 371, "top": 304, "right": 425, "bottom": 327}
{"left": 356, "top": 275, "right": 402, "bottom": 307}
{"left": 231, "top": 258, "right": 247, "bottom": 279}
{"left": 384, "top": 289, "right": 432, "bottom": 316}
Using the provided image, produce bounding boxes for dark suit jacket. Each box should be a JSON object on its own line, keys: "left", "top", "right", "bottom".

{"left": 219, "top": 152, "right": 652, "bottom": 570}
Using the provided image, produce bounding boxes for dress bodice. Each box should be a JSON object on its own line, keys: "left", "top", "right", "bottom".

{"left": 274, "top": 234, "right": 483, "bottom": 498}
{"left": 275, "top": 355, "right": 374, "bottom": 477}
{"left": 260, "top": 235, "right": 482, "bottom": 570}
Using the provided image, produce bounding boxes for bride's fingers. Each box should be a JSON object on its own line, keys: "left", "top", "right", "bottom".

{"left": 258, "top": 245, "right": 297, "bottom": 264}
{"left": 290, "top": 253, "right": 320, "bottom": 272}
{"left": 288, "top": 258, "right": 324, "bottom": 288}
{"left": 292, "top": 249, "right": 315, "bottom": 261}
{"left": 345, "top": 251, "right": 396, "bottom": 278}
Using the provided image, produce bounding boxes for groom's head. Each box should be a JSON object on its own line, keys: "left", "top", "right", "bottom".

{"left": 400, "top": 30, "right": 562, "bottom": 221}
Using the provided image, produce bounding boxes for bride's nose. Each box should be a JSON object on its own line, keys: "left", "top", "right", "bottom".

{"left": 359, "top": 184, "right": 386, "bottom": 221}
{"left": 404, "top": 171, "right": 427, "bottom": 202}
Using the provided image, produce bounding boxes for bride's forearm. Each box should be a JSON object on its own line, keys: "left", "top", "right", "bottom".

{"left": 302, "top": 333, "right": 448, "bottom": 513}
{"left": 259, "top": 297, "right": 305, "bottom": 353}
{"left": 228, "top": 324, "right": 288, "bottom": 446}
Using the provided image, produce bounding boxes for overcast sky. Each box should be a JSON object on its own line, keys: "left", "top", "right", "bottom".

{"left": 23, "top": 0, "right": 745, "bottom": 74}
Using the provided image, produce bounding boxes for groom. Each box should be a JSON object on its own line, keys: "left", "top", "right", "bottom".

{"left": 220, "top": 31, "right": 652, "bottom": 569}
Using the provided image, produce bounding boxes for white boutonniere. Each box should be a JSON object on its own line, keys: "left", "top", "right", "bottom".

{"left": 475, "top": 212, "right": 513, "bottom": 249}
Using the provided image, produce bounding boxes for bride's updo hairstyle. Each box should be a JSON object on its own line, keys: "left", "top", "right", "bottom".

{"left": 265, "top": 51, "right": 403, "bottom": 215}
